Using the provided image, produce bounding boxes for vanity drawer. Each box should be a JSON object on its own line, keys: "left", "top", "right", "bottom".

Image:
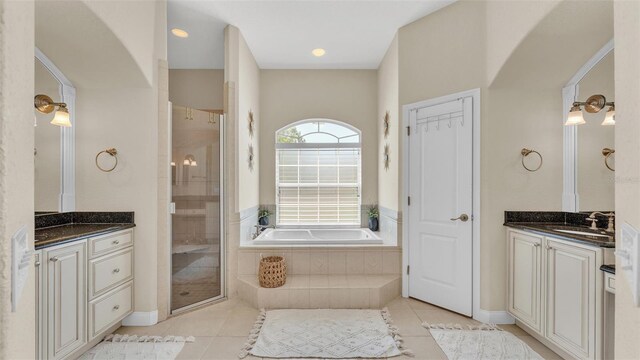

{"left": 89, "top": 230, "right": 133, "bottom": 259}
{"left": 604, "top": 272, "right": 615, "bottom": 294}
{"left": 89, "top": 248, "right": 133, "bottom": 299}
{"left": 89, "top": 282, "right": 133, "bottom": 340}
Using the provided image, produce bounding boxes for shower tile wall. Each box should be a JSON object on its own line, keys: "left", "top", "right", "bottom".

{"left": 171, "top": 106, "right": 222, "bottom": 311}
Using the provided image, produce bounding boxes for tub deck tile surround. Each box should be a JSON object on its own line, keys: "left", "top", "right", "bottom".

{"left": 238, "top": 249, "right": 402, "bottom": 276}
{"left": 237, "top": 274, "right": 402, "bottom": 309}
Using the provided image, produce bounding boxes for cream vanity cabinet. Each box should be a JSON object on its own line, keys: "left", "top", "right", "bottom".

{"left": 36, "top": 229, "right": 134, "bottom": 360}
{"left": 507, "top": 228, "right": 604, "bottom": 360}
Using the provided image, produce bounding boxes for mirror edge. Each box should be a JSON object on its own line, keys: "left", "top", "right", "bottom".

{"left": 562, "top": 38, "right": 614, "bottom": 212}
{"left": 35, "top": 47, "right": 76, "bottom": 212}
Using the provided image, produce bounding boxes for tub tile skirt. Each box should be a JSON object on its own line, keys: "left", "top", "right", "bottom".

{"left": 237, "top": 274, "right": 401, "bottom": 309}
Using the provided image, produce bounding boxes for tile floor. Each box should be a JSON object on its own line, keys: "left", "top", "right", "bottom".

{"left": 115, "top": 297, "right": 562, "bottom": 360}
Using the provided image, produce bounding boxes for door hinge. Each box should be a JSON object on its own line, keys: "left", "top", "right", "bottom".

{"left": 408, "top": 196, "right": 411, "bottom": 206}
{"left": 406, "top": 265, "right": 410, "bottom": 275}
{"left": 407, "top": 126, "right": 411, "bottom": 136}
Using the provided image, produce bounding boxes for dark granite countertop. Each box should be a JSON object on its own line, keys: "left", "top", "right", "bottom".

{"left": 35, "top": 223, "right": 135, "bottom": 250}
{"left": 34, "top": 211, "right": 135, "bottom": 250}
{"left": 504, "top": 222, "right": 615, "bottom": 248}
{"left": 600, "top": 264, "right": 615, "bottom": 274}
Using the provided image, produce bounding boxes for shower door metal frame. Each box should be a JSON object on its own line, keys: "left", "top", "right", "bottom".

{"left": 169, "top": 109, "right": 226, "bottom": 315}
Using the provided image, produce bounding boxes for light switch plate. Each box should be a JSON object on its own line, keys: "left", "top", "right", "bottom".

{"left": 618, "top": 222, "right": 640, "bottom": 306}
{"left": 11, "top": 225, "right": 31, "bottom": 312}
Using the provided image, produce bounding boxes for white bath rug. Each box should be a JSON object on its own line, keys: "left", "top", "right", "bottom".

{"left": 78, "top": 334, "right": 195, "bottom": 360}
{"left": 239, "top": 308, "right": 412, "bottom": 359}
{"left": 424, "top": 323, "right": 543, "bottom": 360}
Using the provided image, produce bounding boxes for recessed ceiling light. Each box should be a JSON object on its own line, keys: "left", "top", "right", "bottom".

{"left": 171, "top": 28, "right": 189, "bottom": 38}
{"left": 312, "top": 48, "right": 326, "bottom": 57}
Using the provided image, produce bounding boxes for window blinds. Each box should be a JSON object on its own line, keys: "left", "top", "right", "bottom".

{"left": 276, "top": 148, "right": 361, "bottom": 225}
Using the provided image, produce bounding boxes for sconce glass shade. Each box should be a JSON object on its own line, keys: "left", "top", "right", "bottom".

{"left": 50, "top": 107, "right": 71, "bottom": 127}
{"left": 171, "top": 161, "right": 176, "bottom": 167}
{"left": 565, "top": 106, "right": 585, "bottom": 126}
{"left": 190, "top": 160, "right": 197, "bottom": 167}
{"left": 602, "top": 107, "right": 615, "bottom": 126}
{"left": 183, "top": 159, "right": 190, "bottom": 165}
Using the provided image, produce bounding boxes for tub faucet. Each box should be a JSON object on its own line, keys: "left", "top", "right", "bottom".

{"left": 586, "top": 212, "right": 615, "bottom": 233}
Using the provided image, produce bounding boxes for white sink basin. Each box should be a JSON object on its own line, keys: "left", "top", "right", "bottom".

{"left": 553, "top": 229, "right": 611, "bottom": 238}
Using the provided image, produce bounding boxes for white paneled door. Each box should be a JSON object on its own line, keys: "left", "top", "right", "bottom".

{"left": 408, "top": 97, "right": 473, "bottom": 316}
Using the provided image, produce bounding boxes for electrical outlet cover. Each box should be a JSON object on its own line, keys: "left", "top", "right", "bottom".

{"left": 11, "top": 226, "right": 30, "bottom": 312}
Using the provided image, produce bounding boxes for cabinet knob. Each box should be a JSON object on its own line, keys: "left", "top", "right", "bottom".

{"left": 533, "top": 243, "right": 540, "bottom": 247}
{"left": 112, "top": 239, "right": 120, "bottom": 245}
{"left": 113, "top": 268, "right": 120, "bottom": 274}
{"left": 546, "top": 245, "right": 553, "bottom": 250}
{"left": 50, "top": 257, "right": 59, "bottom": 262}
{"left": 113, "top": 305, "right": 120, "bottom": 311}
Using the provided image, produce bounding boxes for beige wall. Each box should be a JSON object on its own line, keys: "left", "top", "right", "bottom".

{"left": 399, "top": 2, "right": 486, "bottom": 106}
{"left": 82, "top": 0, "right": 159, "bottom": 86}
{"left": 226, "top": 26, "right": 260, "bottom": 213}
{"left": 485, "top": 1, "right": 560, "bottom": 86}
{"left": 75, "top": 87, "right": 160, "bottom": 312}
{"left": 0, "top": 0, "right": 36, "bottom": 358}
{"left": 169, "top": 69, "right": 224, "bottom": 110}
{"left": 577, "top": 52, "right": 615, "bottom": 211}
{"left": 259, "top": 70, "right": 378, "bottom": 205}
{"left": 223, "top": 25, "right": 262, "bottom": 298}
{"left": 237, "top": 32, "right": 260, "bottom": 211}
{"left": 614, "top": 0, "right": 640, "bottom": 358}
{"left": 377, "top": 35, "right": 400, "bottom": 212}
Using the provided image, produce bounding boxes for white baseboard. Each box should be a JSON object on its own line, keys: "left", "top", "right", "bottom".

{"left": 122, "top": 310, "right": 158, "bottom": 327}
{"left": 474, "top": 309, "right": 515, "bottom": 324}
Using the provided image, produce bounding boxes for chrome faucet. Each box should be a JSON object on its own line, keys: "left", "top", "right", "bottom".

{"left": 586, "top": 212, "right": 615, "bottom": 233}
{"left": 252, "top": 224, "right": 275, "bottom": 239}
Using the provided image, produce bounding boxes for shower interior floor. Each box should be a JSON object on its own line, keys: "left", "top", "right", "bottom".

{"left": 171, "top": 280, "right": 222, "bottom": 310}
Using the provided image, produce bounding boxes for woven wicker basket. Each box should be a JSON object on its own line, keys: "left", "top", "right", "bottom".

{"left": 258, "top": 255, "right": 287, "bottom": 288}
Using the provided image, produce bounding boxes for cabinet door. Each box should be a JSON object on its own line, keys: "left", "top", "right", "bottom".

{"left": 507, "top": 230, "right": 542, "bottom": 333}
{"left": 46, "top": 242, "right": 87, "bottom": 360}
{"left": 545, "top": 239, "right": 596, "bottom": 360}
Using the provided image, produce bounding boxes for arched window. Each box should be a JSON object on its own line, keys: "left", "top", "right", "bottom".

{"left": 275, "top": 119, "right": 361, "bottom": 226}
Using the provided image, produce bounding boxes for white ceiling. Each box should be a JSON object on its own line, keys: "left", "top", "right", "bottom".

{"left": 168, "top": 0, "right": 455, "bottom": 70}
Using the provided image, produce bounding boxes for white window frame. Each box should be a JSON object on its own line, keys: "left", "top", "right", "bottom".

{"left": 275, "top": 119, "right": 362, "bottom": 228}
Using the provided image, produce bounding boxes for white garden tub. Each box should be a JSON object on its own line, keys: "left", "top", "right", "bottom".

{"left": 252, "top": 228, "right": 383, "bottom": 246}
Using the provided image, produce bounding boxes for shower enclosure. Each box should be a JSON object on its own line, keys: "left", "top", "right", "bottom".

{"left": 170, "top": 105, "right": 224, "bottom": 312}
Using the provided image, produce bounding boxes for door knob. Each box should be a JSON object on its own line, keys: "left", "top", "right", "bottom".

{"left": 450, "top": 214, "right": 469, "bottom": 222}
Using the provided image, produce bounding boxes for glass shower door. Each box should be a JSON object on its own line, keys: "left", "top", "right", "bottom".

{"left": 171, "top": 105, "right": 223, "bottom": 312}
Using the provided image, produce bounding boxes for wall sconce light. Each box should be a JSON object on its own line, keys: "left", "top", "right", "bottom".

{"left": 565, "top": 94, "right": 615, "bottom": 126}
{"left": 183, "top": 154, "right": 197, "bottom": 167}
{"left": 34, "top": 94, "right": 71, "bottom": 127}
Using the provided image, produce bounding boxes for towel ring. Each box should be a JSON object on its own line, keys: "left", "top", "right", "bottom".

{"left": 521, "top": 148, "right": 542, "bottom": 172}
{"left": 602, "top": 148, "right": 615, "bottom": 172}
{"left": 96, "top": 148, "right": 118, "bottom": 172}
